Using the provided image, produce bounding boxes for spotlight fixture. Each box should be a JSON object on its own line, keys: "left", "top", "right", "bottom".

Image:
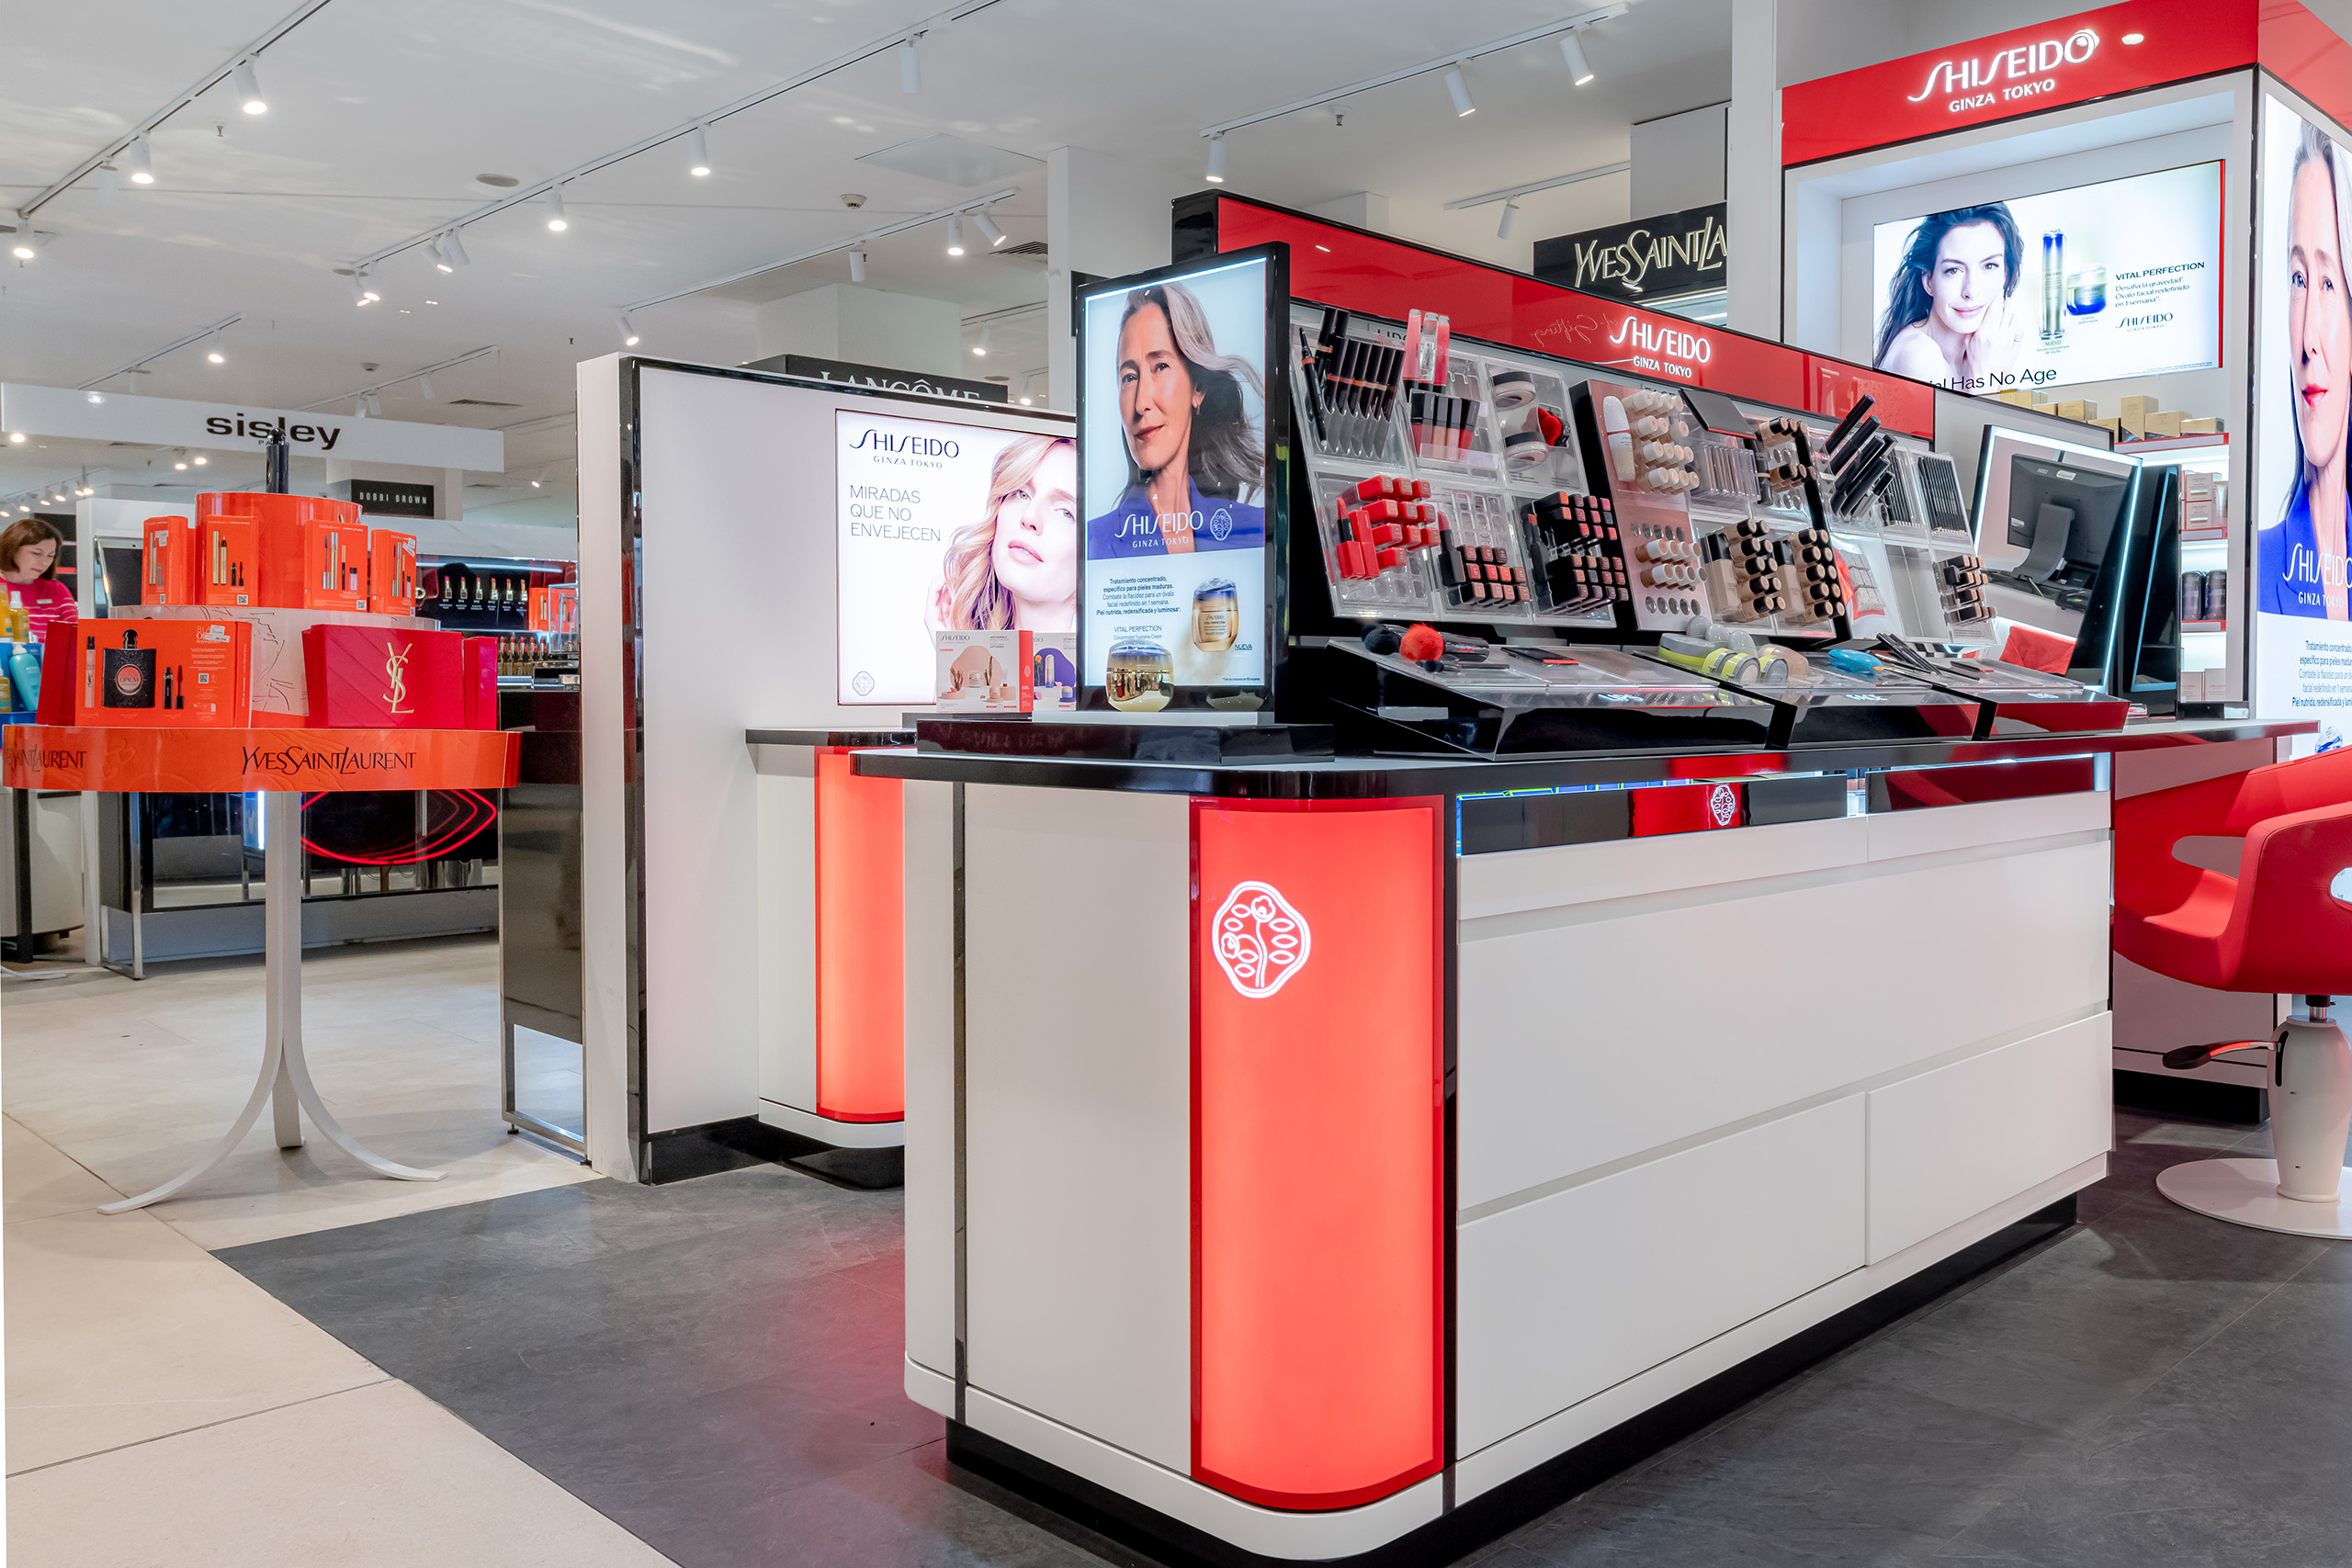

{"left": 531, "top": 468, "right": 544, "bottom": 488}
{"left": 1019, "top": 397, "right": 1032, "bottom": 406}
{"left": 1445, "top": 65, "right": 1476, "bottom": 118}
{"left": 1205, "top": 133, "right": 1226, "bottom": 183}
{"left": 232, "top": 58, "right": 266, "bottom": 114}
{"left": 192, "top": 454, "right": 208, "bottom": 466}
{"left": 350, "top": 268, "right": 379, "bottom": 305}
{"left": 99, "top": 163, "right": 119, "bottom": 204}
{"left": 686, "top": 125, "right": 711, "bottom": 177}
{"left": 544, "top": 185, "right": 568, "bottom": 231}
{"left": 972, "top": 206, "right": 1006, "bottom": 247}
{"left": 1497, "top": 198, "right": 1519, "bottom": 239}
{"left": 174, "top": 452, "right": 189, "bottom": 470}
{"left": 6, "top": 433, "right": 23, "bottom": 444}
{"left": 899, "top": 35, "right": 922, "bottom": 93}
{"left": 439, "top": 229, "right": 469, "bottom": 270}
{"left": 946, "top": 212, "right": 966, "bottom": 256}
{"left": 207, "top": 335, "right": 226, "bottom": 363}
{"left": 848, "top": 248, "right": 866, "bottom": 283}
{"left": 973, "top": 327, "right": 990, "bottom": 357}
{"left": 1560, "top": 28, "right": 1594, "bottom": 86}
{"left": 9, "top": 229, "right": 33, "bottom": 262}
{"left": 618, "top": 311, "right": 639, "bottom": 347}
{"left": 417, "top": 372, "right": 435, "bottom": 400}
{"left": 123, "top": 135, "right": 153, "bottom": 184}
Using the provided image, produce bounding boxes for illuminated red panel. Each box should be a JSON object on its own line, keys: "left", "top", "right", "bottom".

{"left": 1191, "top": 797, "right": 1443, "bottom": 1511}
{"left": 814, "top": 748, "right": 904, "bottom": 1122}
{"left": 1630, "top": 781, "right": 1746, "bottom": 836}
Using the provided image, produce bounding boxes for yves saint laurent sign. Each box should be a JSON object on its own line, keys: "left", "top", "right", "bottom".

{"left": 1533, "top": 204, "right": 1727, "bottom": 304}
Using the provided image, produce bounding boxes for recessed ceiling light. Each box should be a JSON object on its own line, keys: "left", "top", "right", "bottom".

{"left": 476, "top": 173, "right": 521, "bottom": 187}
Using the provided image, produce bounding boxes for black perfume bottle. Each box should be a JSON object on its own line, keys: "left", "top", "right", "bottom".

{"left": 103, "top": 630, "right": 156, "bottom": 709}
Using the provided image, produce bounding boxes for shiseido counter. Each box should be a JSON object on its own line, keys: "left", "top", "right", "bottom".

{"left": 860, "top": 714, "right": 2304, "bottom": 1565}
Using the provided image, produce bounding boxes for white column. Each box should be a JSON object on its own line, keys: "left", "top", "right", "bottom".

{"left": 439, "top": 468, "right": 467, "bottom": 521}
{"left": 1046, "top": 147, "right": 1172, "bottom": 412}
{"left": 1725, "top": 0, "right": 1781, "bottom": 339}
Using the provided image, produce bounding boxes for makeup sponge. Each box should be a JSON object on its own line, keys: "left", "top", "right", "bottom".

{"left": 1398, "top": 624, "right": 1445, "bottom": 662}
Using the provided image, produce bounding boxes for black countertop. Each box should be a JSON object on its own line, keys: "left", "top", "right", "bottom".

{"left": 840, "top": 719, "right": 2310, "bottom": 799}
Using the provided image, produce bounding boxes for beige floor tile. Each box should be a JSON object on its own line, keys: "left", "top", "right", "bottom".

{"left": 7, "top": 1380, "right": 674, "bottom": 1567}
{"left": 2, "top": 1116, "right": 120, "bottom": 1223}
{"left": 5, "top": 1204, "right": 383, "bottom": 1473}
{"left": 4, "top": 935, "right": 595, "bottom": 1249}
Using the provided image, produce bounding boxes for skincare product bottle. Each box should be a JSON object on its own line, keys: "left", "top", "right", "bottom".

{"left": 1105, "top": 637, "right": 1174, "bottom": 712}
{"left": 1601, "top": 397, "right": 1634, "bottom": 483}
{"left": 2041, "top": 231, "right": 2064, "bottom": 343}
{"left": 2065, "top": 265, "right": 2107, "bottom": 317}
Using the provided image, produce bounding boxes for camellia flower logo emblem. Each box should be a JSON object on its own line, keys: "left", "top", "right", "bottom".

{"left": 1709, "top": 783, "right": 1738, "bottom": 827}
{"left": 1211, "top": 880, "right": 1311, "bottom": 998}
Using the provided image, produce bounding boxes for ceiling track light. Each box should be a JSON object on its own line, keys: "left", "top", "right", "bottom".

{"left": 973, "top": 326, "right": 990, "bottom": 357}
{"left": 946, "top": 211, "right": 966, "bottom": 256}
{"left": 1497, "top": 198, "right": 1520, "bottom": 239}
{"left": 425, "top": 234, "right": 445, "bottom": 269}
{"left": 848, "top": 248, "right": 866, "bottom": 283}
{"left": 972, "top": 206, "right": 1006, "bottom": 247}
{"left": 417, "top": 372, "right": 435, "bottom": 400}
{"left": 618, "top": 311, "right": 639, "bottom": 347}
{"left": 1560, "top": 27, "right": 1595, "bottom": 86}
{"left": 10, "top": 219, "right": 35, "bottom": 262}
{"left": 123, "top": 135, "right": 153, "bottom": 185}
{"left": 350, "top": 267, "right": 379, "bottom": 306}
{"left": 685, "top": 124, "right": 711, "bottom": 177}
{"left": 98, "top": 163, "right": 119, "bottom": 204}
{"left": 173, "top": 450, "right": 189, "bottom": 470}
{"left": 192, "top": 454, "right": 208, "bottom": 466}
{"left": 207, "top": 333, "right": 226, "bottom": 364}
{"left": 544, "top": 184, "right": 568, "bottom": 231}
{"left": 1205, "top": 133, "right": 1227, "bottom": 183}
{"left": 899, "top": 34, "right": 922, "bottom": 94}
{"left": 232, "top": 57, "right": 266, "bottom": 114}
{"left": 531, "top": 468, "right": 544, "bottom": 488}
{"left": 1444, "top": 64, "right": 1476, "bottom": 118}
{"left": 439, "top": 228, "right": 469, "bottom": 270}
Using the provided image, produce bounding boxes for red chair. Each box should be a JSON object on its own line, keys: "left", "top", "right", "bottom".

{"left": 2114, "top": 748, "right": 2352, "bottom": 1235}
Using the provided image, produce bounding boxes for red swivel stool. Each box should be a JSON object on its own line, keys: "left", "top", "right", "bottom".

{"left": 2115, "top": 748, "right": 2352, "bottom": 1235}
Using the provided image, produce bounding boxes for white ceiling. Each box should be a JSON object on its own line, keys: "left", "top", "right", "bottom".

{"left": 0, "top": 0, "right": 1741, "bottom": 513}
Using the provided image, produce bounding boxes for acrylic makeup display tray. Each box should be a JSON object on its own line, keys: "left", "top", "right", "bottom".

{"left": 1312, "top": 637, "right": 2113, "bottom": 758}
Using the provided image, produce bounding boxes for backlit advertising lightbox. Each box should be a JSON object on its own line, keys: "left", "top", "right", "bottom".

{"left": 1869, "top": 162, "right": 2222, "bottom": 396}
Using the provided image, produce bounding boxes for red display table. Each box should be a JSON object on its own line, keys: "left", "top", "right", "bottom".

{"left": 3, "top": 726, "right": 520, "bottom": 1212}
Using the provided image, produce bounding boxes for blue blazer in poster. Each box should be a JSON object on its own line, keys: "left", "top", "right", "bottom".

{"left": 2259, "top": 488, "right": 2351, "bottom": 620}
{"left": 1085, "top": 478, "right": 1265, "bottom": 559}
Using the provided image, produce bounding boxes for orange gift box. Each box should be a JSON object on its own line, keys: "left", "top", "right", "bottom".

{"left": 300, "top": 623, "right": 465, "bottom": 728}
{"left": 140, "top": 516, "right": 199, "bottom": 605}
{"left": 527, "top": 581, "right": 577, "bottom": 634}
{"left": 195, "top": 518, "right": 258, "bottom": 607}
{"left": 369, "top": 529, "right": 418, "bottom": 614}
{"left": 197, "top": 492, "right": 371, "bottom": 613}
{"left": 72, "top": 617, "right": 252, "bottom": 728}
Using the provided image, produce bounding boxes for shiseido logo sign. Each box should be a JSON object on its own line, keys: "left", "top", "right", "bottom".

{"left": 847, "top": 428, "right": 959, "bottom": 457}
{"left": 1211, "top": 880, "right": 1310, "bottom": 999}
{"left": 1607, "top": 315, "right": 1713, "bottom": 380}
{"left": 1906, "top": 28, "right": 2098, "bottom": 111}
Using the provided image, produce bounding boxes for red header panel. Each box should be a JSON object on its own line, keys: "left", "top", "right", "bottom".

{"left": 1782, "top": 0, "right": 2258, "bottom": 166}
{"left": 2263, "top": 2, "right": 2352, "bottom": 134}
{"left": 1191, "top": 795, "right": 1443, "bottom": 1511}
{"left": 1217, "top": 201, "right": 1808, "bottom": 410}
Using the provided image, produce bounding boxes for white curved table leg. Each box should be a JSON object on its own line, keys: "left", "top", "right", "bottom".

{"left": 101, "top": 789, "right": 442, "bottom": 1213}
{"left": 99, "top": 1030, "right": 286, "bottom": 1213}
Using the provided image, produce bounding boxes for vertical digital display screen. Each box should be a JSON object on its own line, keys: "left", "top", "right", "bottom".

{"left": 1078, "top": 252, "right": 1279, "bottom": 713}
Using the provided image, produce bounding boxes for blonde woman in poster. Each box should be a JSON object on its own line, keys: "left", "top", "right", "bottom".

{"left": 2260, "top": 124, "right": 2352, "bottom": 619}
{"left": 928, "top": 433, "right": 1080, "bottom": 633}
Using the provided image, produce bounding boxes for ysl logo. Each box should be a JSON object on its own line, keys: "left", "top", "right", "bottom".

{"left": 383, "top": 641, "right": 413, "bottom": 714}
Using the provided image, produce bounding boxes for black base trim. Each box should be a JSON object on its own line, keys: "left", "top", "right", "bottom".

{"left": 641, "top": 1115, "right": 905, "bottom": 1189}
{"left": 2113, "top": 1069, "right": 2267, "bottom": 1127}
{"left": 944, "top": 1194, "right": 2077, "bottom": 1568}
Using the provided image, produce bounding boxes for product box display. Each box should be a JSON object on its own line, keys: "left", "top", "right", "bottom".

{"left": 935, "top": 630, "right": 1033, "bottom": 712}
{"left": 195, "top": 517, "right": 258, "bottom": 606}
{"left": 369, "top": 529, "right": 419, "bottom": 614}
{"left": 461, "top": 636, "right": 498, "bottom": 728}
{"left": 300, "top": 623, "right": 465, "bottom": 728}
{"left": 71, "top": 616, "right": 252, "bottom": 728}
{"left": 195, "top": 491, "right": 372, "bottom": 612}
{"left": 141, "top": 516, "right": 199, "bottom": 606}
{"left": 1032, "top": 634, "right": 1077, "bottom": 713}
{"left": 527, "top": 581, "right": 579, "bottom": 634}
{"left": 125, "top": 604, "right": 435, "bottom": 718}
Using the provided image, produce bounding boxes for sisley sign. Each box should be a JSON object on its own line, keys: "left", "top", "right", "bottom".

{"left": 0, "top": 383, "right": 503, "bottom": 470}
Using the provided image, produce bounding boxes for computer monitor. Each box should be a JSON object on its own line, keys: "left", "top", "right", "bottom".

{"left": 1970, "top": 425, "right": 2158, "bottom": 695}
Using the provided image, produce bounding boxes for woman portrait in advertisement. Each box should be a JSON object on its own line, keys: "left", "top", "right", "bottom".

{"left": 928, "top": 433, "right": 1079, "bottom": 633}
{"left": 1874, "top": 204, "right": 2030, "bottom": 393}
{"left": 2259, "top": 124, "right": 2352, "bottom": 619}
{"left": 1083, "top": 281, "right": 1265, "bottom": 559}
